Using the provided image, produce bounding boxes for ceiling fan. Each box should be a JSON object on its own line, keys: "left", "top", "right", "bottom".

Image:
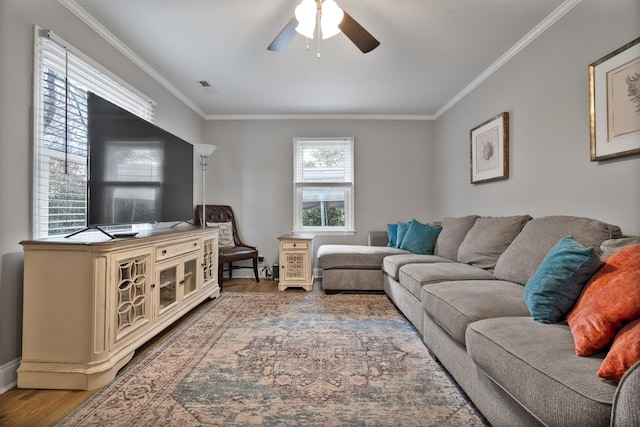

{"left": 267, "top": 0, "right": 380, "bottom": 54}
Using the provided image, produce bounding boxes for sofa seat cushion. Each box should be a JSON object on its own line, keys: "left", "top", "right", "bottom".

{"left": 382, "top": 254, "right": 453, "bottom": 281}
{"left": 467, "top": 317, "right": 616, "bottom": 427}
{"left": 422, "top": 280, "right": 528, "bottom": 345}
{"left": 317, "top": 245, "right": 409, "bottom": 270}
{"left": 399, "top": 263, "right": 494, "bottom": 301}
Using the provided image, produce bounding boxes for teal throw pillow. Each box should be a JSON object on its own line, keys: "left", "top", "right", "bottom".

{"left": 396, "top": 221, "right": 410, "bottom": 249}
{"left": 399, "top": 219, "right": 443, "bottom": 255}
{"left": 524, "top": 235, "right": 602, "bottom": 324}
{"left": 387, "top": 223, "right": 398, "bottom": 247}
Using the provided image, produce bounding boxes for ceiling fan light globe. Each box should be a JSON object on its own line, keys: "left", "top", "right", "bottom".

{"left": 294, "top": 0, "right": 317, "bottom": 38}
{"left": 295, "top": 21, "right": 316, "bottom": 39}
{"left": 320, "top": 0, "right": 344, "bottom": 39}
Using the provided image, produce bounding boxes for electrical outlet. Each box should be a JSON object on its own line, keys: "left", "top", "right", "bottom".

{"left": 258, "top": 255, "right": 265, "bottom": 262}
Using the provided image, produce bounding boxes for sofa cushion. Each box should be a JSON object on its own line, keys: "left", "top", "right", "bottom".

{"left": 523, "top": 236, "right": 602, "bottom": 324}
{"left": 317, "top": 245, "right": 409, "bottom": 270}
{"left": 396, "top": 222, "right": 410, "bottom": 248}
{"left": 433, "top": 215, "right": 479, "bottom": 260}
{"left": 382, "top": 254, "right": 453, "bottom": 281}
{"left": 457, "top": 215, "right": 531, "bottom": 270}
{"left": 399, "top": 263, "right": 494, "bottom": 301}
{"left": 598, "top": 317, "right": 640, "bottom": 383}
{"left": 421, "top": 280, "right": 528, "bottom": 345}
{"left": 467, "top": 317, "right": 615, "bottom": 427}
{"left": 494, "top": 216, "right": 622, "bottom": 285}
{"left": 386, "top": 223, "right": 399, "bottom": 247}
{"left": 567, "top": 244, "right": 640, "bottom": 356}
{"left": 600, "top": 236, "right": 640, "bottom": 259}
{"left": 398, "top": 219, "right": 442, "bottom": 254}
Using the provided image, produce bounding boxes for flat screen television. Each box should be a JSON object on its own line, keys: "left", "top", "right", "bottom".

{"left": 87, "top": 92, "right": 194, "bottom": 227}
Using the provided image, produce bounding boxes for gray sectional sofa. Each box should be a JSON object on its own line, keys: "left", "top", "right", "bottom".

{"left": 316, "top": 215, "right": 640, "bottom": 427}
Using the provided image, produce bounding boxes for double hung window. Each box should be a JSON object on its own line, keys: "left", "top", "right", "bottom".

{"left": 33, "top": 30, "right": 155, "bottom": 238}
{"left": 293, "top": 137, "right": 355, "bottom": 234}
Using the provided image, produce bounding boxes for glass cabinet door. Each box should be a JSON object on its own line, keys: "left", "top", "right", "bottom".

{"left": 158, "top": 265, "right": 177, "bottom": 309}
{"left": 183, "top": 258, "right": 198, "bottom": 297}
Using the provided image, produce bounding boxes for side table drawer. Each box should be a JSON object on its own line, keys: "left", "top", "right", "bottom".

{"left": 156, "top": 239, "right": 201, "bottom": 261}
{"left": 281, "top": 241, "right": 308, "bottom": 250}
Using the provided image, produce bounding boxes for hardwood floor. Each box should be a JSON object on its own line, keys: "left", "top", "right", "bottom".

{"left": 0, "top": 278, "right": 322, "bottom": 427}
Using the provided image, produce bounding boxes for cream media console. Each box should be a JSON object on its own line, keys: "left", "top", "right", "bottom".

{"left": 18, "top": 227, "right": 219, "bottom": 390}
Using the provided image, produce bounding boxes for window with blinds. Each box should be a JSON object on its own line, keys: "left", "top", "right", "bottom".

{"left": 33, "top": 30, "right": 155, "bottom": 238}
{"left": 293, "top": 137, "right": 355, "bottom": 234}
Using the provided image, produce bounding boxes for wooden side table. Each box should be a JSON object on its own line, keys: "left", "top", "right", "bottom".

{"left": 277, "top": 234, "right": 314, "bottom": 291}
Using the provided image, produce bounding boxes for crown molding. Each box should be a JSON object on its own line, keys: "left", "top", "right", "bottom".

{"left": 204, "top": 114, "right": 436, "bottom": 121}
{"left": 57, "top": 0, "right": 207, "bottom": 119}
{"left": 434, "top": 0, "right": 582, "bottom": 119}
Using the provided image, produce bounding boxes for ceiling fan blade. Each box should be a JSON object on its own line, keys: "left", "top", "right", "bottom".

{"left": 267, "top": 17, "right": 298, "bottom": 51}
{"left": 338, "top": 10, "right": 380, "bottom": 53}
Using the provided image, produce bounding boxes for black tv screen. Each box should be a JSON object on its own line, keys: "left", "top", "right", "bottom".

{"left": 87, "top": 92, "right": 193, "bottom": 226}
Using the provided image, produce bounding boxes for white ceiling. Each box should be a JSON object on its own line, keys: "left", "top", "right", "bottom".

{"left": 65, "top": 0, "right": 575, "bottom": 118}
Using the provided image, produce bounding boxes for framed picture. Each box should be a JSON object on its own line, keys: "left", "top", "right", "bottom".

{"left": 590, "top": 37, "right": 640, "bottom": 161}
{"left": 470, "top": 112, "right": 509, "bottom": 184}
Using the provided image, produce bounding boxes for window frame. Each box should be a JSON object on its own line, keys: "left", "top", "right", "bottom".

{"left": 292, "top": 137, "right": 355, "bottom": 235}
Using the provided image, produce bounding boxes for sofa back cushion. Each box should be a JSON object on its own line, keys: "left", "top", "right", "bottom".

{"left": 494, "top": 216, "right": 622, "bottom": 285}
{"left": 457, "top": 215, "right": 531, "bottom": 270}
{"left": 433, "top": 215, "right": 479, "bottom": 260}
{"left": 600, "top": 236, "right": 640, "bottom": 259}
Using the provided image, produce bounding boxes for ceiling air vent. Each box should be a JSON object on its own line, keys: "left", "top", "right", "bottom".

{"left": 198, "top": 80, "right": 217, "bottom": 93}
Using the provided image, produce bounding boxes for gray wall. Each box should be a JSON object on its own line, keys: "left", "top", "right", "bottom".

{"left": 434, "top": 0, "right": 640, "bottom": 236}
{"left": 0, "top": 0, "right": 205, "bottom": 389}
{"left": 202, "top": 119, "right": 436, "bottom": 268}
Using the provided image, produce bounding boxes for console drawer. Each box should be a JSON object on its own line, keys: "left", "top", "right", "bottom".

{"left": 156, "top": 238, "right": 201, "bottom": 261}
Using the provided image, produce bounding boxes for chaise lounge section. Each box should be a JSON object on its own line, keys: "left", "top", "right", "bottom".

{"left": 317, "top": 214, "right": 640, "bottom": 426}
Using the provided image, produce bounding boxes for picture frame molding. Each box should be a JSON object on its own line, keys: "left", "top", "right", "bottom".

{"left": 470, "top": 112, "right": 509, "bottom": 184}
{"left": 589, "top": 37, "right": 640, "bottom": 161}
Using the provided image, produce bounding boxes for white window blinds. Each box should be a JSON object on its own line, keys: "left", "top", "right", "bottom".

{"left": 33, "top": 30, "right": 155, "bottom": 238}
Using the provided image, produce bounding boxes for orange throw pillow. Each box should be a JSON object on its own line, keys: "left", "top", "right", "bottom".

{"left": 566, "top": 244, "right": 640, "bottom": 356}
{"left": 598, "top": 317, "right": 640, "bottom": 382}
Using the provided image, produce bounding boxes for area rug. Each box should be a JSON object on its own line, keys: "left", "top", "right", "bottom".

{"left": 60, "top": 293, "right": 488, "bottom": 426}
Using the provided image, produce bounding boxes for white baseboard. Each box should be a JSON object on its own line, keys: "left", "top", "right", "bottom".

{"left": 0, "top": 358, "right": 20, "bottom": 395}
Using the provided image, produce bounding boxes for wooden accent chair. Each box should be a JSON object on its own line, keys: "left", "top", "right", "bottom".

{"left": 196, "top": 205, "right": 259, "bottom": 287}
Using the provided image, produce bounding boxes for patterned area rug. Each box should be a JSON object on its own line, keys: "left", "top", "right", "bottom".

{"left": 60, "top": 293, "right": 488, "bottom": 426}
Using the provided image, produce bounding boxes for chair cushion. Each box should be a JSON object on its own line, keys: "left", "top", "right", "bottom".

{"left": 433, "top": 215, "right": 479, "bottom": 260}
{"left": 467, "top": 317, "right": 615, "bottom": 427}
{"left": 220, "top": 245, "right": 257, "bottom": 258}
{"left": 457, "top": 215, "right": 531, "bottom": 270}
{"left": 494, "top": 216, "right": 622, "bottom": 285}
{"left": 422, "top": 280, "right": 528, "bottom": 345}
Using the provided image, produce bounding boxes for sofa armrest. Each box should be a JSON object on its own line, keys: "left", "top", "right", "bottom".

{"left": 611, "top": 359, "right": 640, "bottom": 427}
{"left": 368, "top": 230, "right": 388, "bottom": 247}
